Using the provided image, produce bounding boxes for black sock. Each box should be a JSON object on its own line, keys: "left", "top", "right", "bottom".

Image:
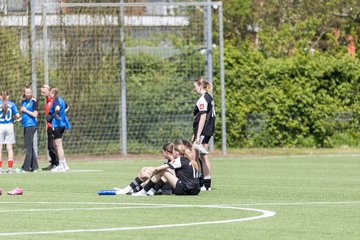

{"left": 199, "top": 176, "right": 204, "bottom": 187}
{"left": 203, "top": 178, "right": 211, "bottom": 190}
{"left": 134, "top": 185, "right": 143, "bottom": 192}
{"left": 153, "top": 180, "right": 165, "bottom": 192}
{"left": 130, "top": 177, "right": 143, "bottom": 190}
{"left": 144, "top": 180, "right": 156, "bottom": 192}
{"left": 198, "top": 160, "right": 204, "bottom": 178}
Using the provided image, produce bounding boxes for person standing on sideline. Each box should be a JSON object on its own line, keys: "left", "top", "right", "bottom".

{"left": 19, "top": 86, "right": 39, "bottom": 172}
{"left": 192, "top": 77, "right": 216, "bottom": 191}
{"left": 40, "top": 84, "right": 59, "bottom": 170}
{"left": 0, "top": 90, "right": 21, "bottom": 173}
{"left": 47, "top": 87, "right": 71, "bottom": 172}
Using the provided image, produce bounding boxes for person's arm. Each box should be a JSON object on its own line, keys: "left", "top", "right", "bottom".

{"left": 13, "top": 113, "right": 21, "bottom": 120}
{"left": 139, "top": 164, "right": 170, "bottom": 180}
{"left": 65, "top": 102, "right": 70, "bottom": 113}
{"left": 143, "top": 164, "right": 170, "bottom": 175}
{"left": 13, "top": 113, "right": 21, "bottom": 123}
{"left": 153, "top": 164, "right": 170, "bottom": 172}
{"left": 20, "top": 99, "right": 38, "bottom": 118}
{"left": 20, "top": 107, "right": 38, "bottom": 118}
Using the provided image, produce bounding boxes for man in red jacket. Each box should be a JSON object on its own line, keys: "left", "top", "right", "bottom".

{"left": 40, "top": 84, "right": 59, "bottom": 170}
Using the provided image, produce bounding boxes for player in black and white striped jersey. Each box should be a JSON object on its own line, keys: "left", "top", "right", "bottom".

{"left": 132, "top": 139, "right": 200, "bottom": 196}
{"left": 114, "top": 142, "right": 175, "bottom": 195}
{"left": 192, "top": 77, "right": 215, "bottom": 191}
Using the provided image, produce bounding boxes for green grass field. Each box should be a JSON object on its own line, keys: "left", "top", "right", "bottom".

{"left": 0, "top": 154, "right": 359, "bottom": 240}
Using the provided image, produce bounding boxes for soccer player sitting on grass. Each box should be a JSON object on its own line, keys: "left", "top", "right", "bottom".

{"left": 114, "top": 142, "right": 175, "bottom": 195}
{"left": 131, "top": 139, "right": 201, "bottom": 196}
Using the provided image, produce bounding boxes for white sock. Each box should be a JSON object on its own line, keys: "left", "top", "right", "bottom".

{"left": 59, "top": 160, "right": 69, "bottom": 170}
{"left": 147, "top": 188, "right": 156, "bottom": 195}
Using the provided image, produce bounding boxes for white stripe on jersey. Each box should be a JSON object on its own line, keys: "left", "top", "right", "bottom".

{"left": 169, "top": 157, "right": 182, "bottom": 169}
{"left": 196, "top": 94, "right": 208, "bottom": 112}
{"left": 190, "top": 162, "right": 197, "bottom": 178}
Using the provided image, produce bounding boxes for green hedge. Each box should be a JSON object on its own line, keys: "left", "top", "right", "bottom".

{"left": 213, "top": 43, "right": 360, "bottom": 148}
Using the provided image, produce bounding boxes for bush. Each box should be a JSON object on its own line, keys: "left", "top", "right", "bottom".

{"left": 213, "top": 42, "right": 360, "bottom": 148}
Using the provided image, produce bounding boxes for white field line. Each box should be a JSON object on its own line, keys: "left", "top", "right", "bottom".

{"left": 0, "top": 203, "right": 276, "bottom": 236}
{"left": 39, "top": 169, "right": 104, "bottom": 173}
{"left": 68, "top": 170, "right": 104, "bottom": 172}
{"left": 230, "top": 201, "right": 360, "bottom": 206}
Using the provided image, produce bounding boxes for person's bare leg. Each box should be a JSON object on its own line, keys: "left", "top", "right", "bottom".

{"left": 54, "top": 139, "right": 65, "bottom": 160}
{"left": 200, "top": 143, "right": 211, "bottom": 190}
{"left": 6, "top": 144, "right": 14, "bottom": 171}
{"left": 7, "top": 144, "right": 13, "bottom": 161}
{"left": 53, "top": 138, "right": 69, "bottom": 170}
{"left": 0, "top": 144, "right": 2, "bottom": 171}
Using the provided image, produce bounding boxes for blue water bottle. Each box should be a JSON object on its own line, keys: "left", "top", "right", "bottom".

{"left": 97, "top": 190, "right": 117, "bottom": 195}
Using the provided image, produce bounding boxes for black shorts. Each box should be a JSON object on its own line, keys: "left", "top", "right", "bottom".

{"left": 201, "top": 136, "right": 212, "bottom": 144}
{"left": 51, "top": 127, "right": 65, "bottom": 139}
{"left": 172, "top": 180, "right": 200, "bottom": 196}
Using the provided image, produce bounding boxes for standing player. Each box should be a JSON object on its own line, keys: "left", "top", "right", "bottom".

{"left": 40, "top": 84, "right": 59, "bottom": 170}
{"left": 20, "top": 86, "right": 39, "bottom": 172}
{"left": 0, "top": 90, "right": 21, "bottom": 173}
{"left": 192, "top": 77, "right": 215, "bottom": 191}
{"left": 47, "top": 87, "right": 71, "bottom": 172}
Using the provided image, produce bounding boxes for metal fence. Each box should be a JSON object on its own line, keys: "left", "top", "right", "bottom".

{"left": 0, "top": 0, "right": 225, "bottom": 155}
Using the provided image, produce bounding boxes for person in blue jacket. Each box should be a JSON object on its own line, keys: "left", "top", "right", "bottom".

{"left": 0, "top": 90, "right": 21, "bottom": 173}
{"left": 19, "top": 86, "right": 39, "bottom": 172}
{"left": 47, "top": 87, "right": 71, "bottom": 172}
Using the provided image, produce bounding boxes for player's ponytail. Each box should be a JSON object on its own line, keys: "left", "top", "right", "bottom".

{"left": 174, "top": 139, "right": 199, "bottom": 171}
{"left": 1, "top": 90, "right": 8, "bottom": 117}
{"left": 205, "top": 81, "right": 212, "bottom": 92}
{"left": 50, "top": 87, "right": 59, "bottom": 99}
{"left": 194, "top": 77, "right": 212, "bottom": 92}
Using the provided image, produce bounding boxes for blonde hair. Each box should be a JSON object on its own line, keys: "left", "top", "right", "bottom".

{"left": 194, "top": 77, "right": 212, "bottom": 92}
{"left": 50, "top": 87, "right": 59, "bottom": 98}
{"left": 174, "top": 139, "right": 198, "bottom": 171}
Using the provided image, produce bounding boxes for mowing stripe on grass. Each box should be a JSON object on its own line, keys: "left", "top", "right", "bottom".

{"left": 1, "top": 201, "right": 358, "bottom": 206}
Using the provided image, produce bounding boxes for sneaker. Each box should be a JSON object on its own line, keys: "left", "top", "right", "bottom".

{"left": 131, "top": 189, "right": 148, "bottom": 197}
{"left": 114, "top": 187, "right": 133, "bottom": 195}
{"left": 15, "top": 168, "right": 29, "bottom": 173}
{"left": 7, "top": 168, "right": 14, "bottom": 174}
{"left": 147, "top": 188, "right": 156, "bottom": 196}
{"left": 200, "top": 186, "right": 212, "bottom": 191}
{"left": 63, "top": 163, "right": 70, "bottom": 171}
{"left": 7, "top": 188, "right": 23, "bottom": 195}
{"left": 0, "top": 188, "right": 3, "bottom": 195}
{"left": 193, "top": 143, "right": 208, "bottom": 155}
{"left": 51, "top": 165, "right": 67, "bottom": 172}
{"left": 42, "top": 164, "right": 55, "bottom": 171}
